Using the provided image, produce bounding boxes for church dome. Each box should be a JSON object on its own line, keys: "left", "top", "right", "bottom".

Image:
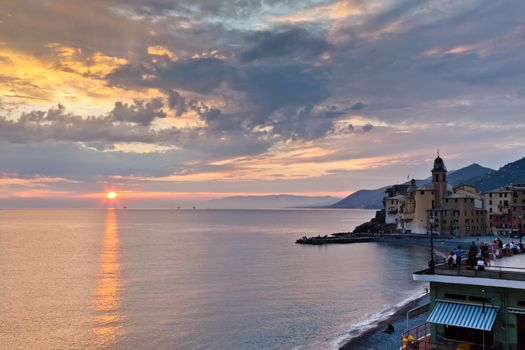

{"left": 433, "top": 155, "right": 447, "bottom": 172}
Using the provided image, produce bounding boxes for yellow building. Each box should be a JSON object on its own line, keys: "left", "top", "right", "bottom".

{"left": 394, "top": 154, "right": 486, "bottom": 236}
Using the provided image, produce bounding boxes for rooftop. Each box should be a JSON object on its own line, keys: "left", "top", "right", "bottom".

{"left": 386, "top": 195, "right": 405, "bottom": 200}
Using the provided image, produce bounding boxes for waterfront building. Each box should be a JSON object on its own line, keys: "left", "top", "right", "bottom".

{"left": 405, "top": 184, "right": 436, "bottom": 234}
{"left": 484, "top": 184, "right": 525, "bottom": 237}
{"left": 407, "top": 252, "right": 525, "bottom": 349}
{"left": 510, "top": 184, "right": 525, "bottom": 237}
{"left": 430, "top": 185, "right": 487, "bottom": 236}
{"left": 385, "top": 195, "right": 405, "bottom": 225}
{"left": 387, "top": 154, "right": 486, "bottom": 236}
{"left": 484, "top": 186, "right": 512, "bottom": 236}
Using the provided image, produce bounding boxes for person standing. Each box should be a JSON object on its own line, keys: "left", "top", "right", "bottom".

{"left": 468, "top": 241, "right": 479, "bottom": 267}
{"left": 455, "top": 246, "right": 464, "bottom": 271}
{"left": 482, "top": 242, "right": 490, "bottom": 267}
{"left": 491, "top": 240, "right": 497, "bottom": 260}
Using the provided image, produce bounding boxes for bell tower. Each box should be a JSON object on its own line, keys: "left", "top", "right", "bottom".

{"left": 431, "top": 152, "right": 448, "bottom": 208}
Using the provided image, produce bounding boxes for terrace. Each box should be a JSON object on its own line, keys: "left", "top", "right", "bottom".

{"left": 414, "top": 250, "right": 525, "bottom": 287}
{"left": 404, "top": 249, "right": 525, "bottom": 349}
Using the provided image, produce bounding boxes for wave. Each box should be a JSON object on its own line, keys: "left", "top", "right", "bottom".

{"left": 330, "top": 290, "right": 428, "bottom": 350}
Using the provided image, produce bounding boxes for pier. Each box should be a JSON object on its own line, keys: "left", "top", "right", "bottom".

{"left": 295, "top": 234, "right": 377, "bottom": 245}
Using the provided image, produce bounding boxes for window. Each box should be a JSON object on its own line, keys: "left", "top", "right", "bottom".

{"left": 489, "top": 200, "right": 492, "bottom": 205}
{"left": 444, "top": 293, "right": 467, "bottom": 300}
{"left": 444, "top": 326, "right": 494, "bottom": 346}
{"left": 421, "top": 191, "right": 424, "bottom": 195}
{"left": 467, "top": 295, "right": 491, "bottom": 303}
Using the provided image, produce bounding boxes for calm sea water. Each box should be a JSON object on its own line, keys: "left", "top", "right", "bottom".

{"left": 0, "top": 209, "right": 429, "bottom": 349}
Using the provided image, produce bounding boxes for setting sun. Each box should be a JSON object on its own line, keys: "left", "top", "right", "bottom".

{"left": 106, "top": 192, "right": 118, "bottom": 199}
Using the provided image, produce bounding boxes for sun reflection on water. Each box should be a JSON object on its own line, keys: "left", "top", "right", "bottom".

{"left": 93, "top": 209, "right": 122, "bottom": 346}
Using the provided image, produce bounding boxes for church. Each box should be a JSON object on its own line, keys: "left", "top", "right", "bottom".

{"left": 384, "top": 154, "right": 487, "bottom": 236}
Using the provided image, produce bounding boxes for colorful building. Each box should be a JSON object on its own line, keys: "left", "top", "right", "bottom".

{"left": 386, "top": 154, "right": 487, "bottom": 236}
{"left": 484, "top": 184, "right": 525, "bottom": 236}
{"left": 408, "top": 254, "right": 525, "bottom": 349}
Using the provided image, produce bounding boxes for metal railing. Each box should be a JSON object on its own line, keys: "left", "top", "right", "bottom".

{"left": 414, "top": 251, "right": 525, "bottom": 282}
{"left": 401, "top": 323, "right": 497, "bottom": 349}
{"left": 430, "top": 262, "right": 525, "bottom": 281}
{"left": 402, "top": 321, "right": 429, "bottom": 343}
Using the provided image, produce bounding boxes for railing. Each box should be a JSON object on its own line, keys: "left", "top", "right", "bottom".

{"left": 414, "top": 251, "right": 525, "bottom": 282}
{"left": 431, "top": 262, "right": 525, "bottom": 281}
{"left": 401, "top": 323, "right": 497, "bottom": 349}
{"left": 402, "top": 321, "right": 429, "bottom": 342}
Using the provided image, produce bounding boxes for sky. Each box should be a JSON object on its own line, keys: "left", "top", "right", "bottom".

{"left": 1, "top": 0, "right": 525, "bottom": 207}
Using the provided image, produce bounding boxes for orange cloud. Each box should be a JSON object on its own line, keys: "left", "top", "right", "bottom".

{"left": 7, "top": 190, "right": 75, "bottom": 198}
{"left": 0, "top": 45, "right": 153, "bottom": 116}
{"left": 111, "top": 140, "right": 418, "bottom": 183}
{"left": 147, "top": 45, "right": 177, "bottom": 61}
{"left": 0, "top": 175, "right": 79, "bottom": 187}
{"left": 267, "top": 1, "right": 364, "bottom": 24}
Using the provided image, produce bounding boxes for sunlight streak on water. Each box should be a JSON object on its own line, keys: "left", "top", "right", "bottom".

{"left": 93, "top": 209, "right": 123, "bottom": 347}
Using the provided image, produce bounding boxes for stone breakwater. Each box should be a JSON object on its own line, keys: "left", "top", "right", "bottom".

{"left": 295, "top": 233, "right": 377, "bottom": 245}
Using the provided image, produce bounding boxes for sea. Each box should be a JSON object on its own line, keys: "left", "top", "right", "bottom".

{"left": 0, "top": 209, "right": 429, "bottom": 350}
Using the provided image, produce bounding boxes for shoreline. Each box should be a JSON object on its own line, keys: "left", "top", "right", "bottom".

{"left": 338, "top": 292, "right": 429, "bottom": 350}
{"left": 336, "top": 235, "right": 499, "bottom": 349}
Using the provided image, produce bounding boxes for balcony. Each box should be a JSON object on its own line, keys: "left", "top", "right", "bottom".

{"left": 401, "top": 323, "right": 496, "bottom": 349}
{"left": 414, "top": 253, "right": 525, "bottom": 287}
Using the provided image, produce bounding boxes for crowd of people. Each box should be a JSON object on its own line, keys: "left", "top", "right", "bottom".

{"left": 446, "top": 238, "right": 522, "bottom": 271}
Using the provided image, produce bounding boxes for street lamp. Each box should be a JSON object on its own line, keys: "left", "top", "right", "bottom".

{"left": 429, "top": 214, "right": 435, "bottom": 274}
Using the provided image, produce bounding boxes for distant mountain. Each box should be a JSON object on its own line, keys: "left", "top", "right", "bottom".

{"left": 468, "top": 157, "right": 525, "bottom": 192}
{"left": 446, "top": 163, "right": 495, "bottom": 187}
{"left": 329, "top": 187, "right": 389, "bottom": 209}
{"left": 329, "top": 163, "right": 494, "bottom": 209}
{"left": 207, "top": 195, "right": 341, "bottom": 209}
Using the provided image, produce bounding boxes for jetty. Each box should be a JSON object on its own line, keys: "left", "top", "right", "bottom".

{"left": 295, "top": 234, "right": 377, "bottom": 245}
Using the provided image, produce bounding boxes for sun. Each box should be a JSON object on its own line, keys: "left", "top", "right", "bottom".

{"left": 106, "top": 191, "right": 118, "bottom": 199}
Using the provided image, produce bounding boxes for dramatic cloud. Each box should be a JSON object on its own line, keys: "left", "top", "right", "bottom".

{"left": 239, "top": 27, "right": 331, "bottom": 63}
{"left": 110, "top": 99, "right": 166, "bottom": 126}
{"left": 1, "top": 0, "right": 525, "bottom": 206}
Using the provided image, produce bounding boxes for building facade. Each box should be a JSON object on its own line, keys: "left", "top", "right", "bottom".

{"left": 386, "top": 154, "right": 487, "bottom": 236}
{"left": 484, "top": 186, "right": 512, "bottom": 235}
{"left": 412, "top": 256, "right": 525, "bottom": 349}
{"left": 484, "top": 184, "right": 525, "bottom": 236}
